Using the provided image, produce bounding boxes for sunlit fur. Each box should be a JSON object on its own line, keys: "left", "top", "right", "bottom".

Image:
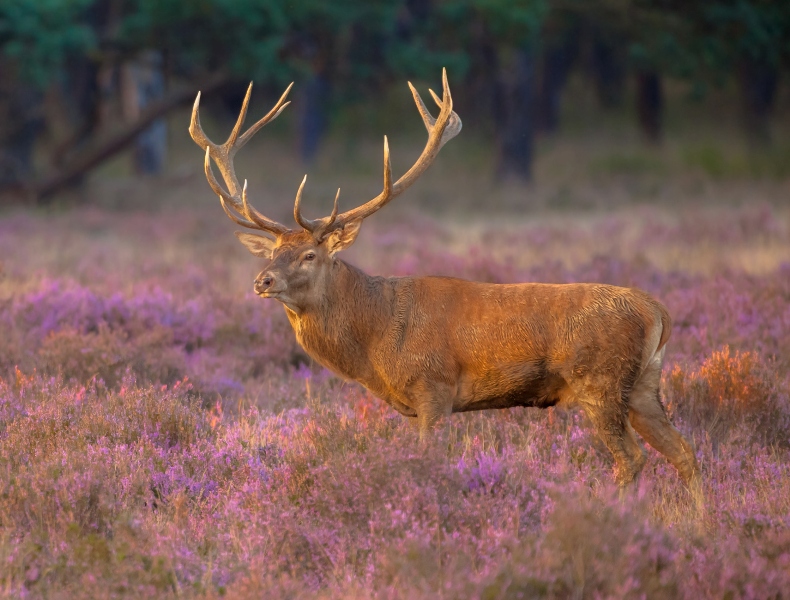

{"left": 239, "top": 226, "right": 701, "bottom": 493}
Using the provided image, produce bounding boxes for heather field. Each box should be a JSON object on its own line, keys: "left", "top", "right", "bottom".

{"left": 1, "top": 132, "right": 790, "bottom": 598}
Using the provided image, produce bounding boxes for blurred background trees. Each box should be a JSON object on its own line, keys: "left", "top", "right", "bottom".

{"left": 0, "top": 0, "right": 788, "bottom": 202}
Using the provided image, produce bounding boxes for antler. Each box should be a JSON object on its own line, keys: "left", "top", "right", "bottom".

{"left": 294, "top": 68, "right": 462, "bottom": 237}
{"left": 189, "top": 82, "right": 293, "bottom": 236}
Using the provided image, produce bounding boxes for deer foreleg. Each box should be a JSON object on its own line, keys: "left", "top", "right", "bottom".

{"left": 407, "top": 381, "right": 454, "bottom": 440}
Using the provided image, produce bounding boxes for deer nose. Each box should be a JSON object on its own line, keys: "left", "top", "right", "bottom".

{"left": 254, "top": 273, "right": 275, "bottom": 294}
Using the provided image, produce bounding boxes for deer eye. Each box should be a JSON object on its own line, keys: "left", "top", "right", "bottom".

{"left": 304, "top": 252, "right": 316, "bottom": 261}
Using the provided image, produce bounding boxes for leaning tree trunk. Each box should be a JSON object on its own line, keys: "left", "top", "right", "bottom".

{"left": 497, "top": 46, "right": 537, "bottom": 182}
{"left": 32, "top": 74, "right": 226, "bottom": 202}
{"left": 739, "top": 59, "right": 778, "bottom": 145}
{"left": 635, "top": 70, "right": 663, "bottom": 144}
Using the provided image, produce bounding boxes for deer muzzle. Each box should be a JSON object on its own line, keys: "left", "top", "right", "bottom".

{"left": 254, "top": 272, "right": 283, "bottom": 296}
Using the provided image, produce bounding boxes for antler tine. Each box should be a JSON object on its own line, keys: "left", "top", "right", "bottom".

{"left": 237, "top": 83, "right": 293, "bottom": 149}
{"left": 382, "top": 135, "right": 393, "bottom": 196}
{"left": 328, "top": 69, "right": 460, "bottom": 229}
{"left": 241, "top": 179, "right": 283, "bottom": 232}
{"left": 189, "top": 92, "right": 219, "bottom": 153}
{"left": 429, "top": 88, "right": 443, "bottom": 109}
{"left": 218, "top": 195, "right": 258, "bottom": 229}
{"left": 329, "top": 188, "right": 341, "bottom": 223}
{"left": 225, "top": 83, "right": 253, "bottom": 150}
{"left": 409, "top": 81, "right": 437, "bottom": 131}
{"left": 442, "top": 66, "right": 452, "bottom": 105}
{"left": 311, "top": 188, "right": 342, "bottom": 239}
{"left": 190, "top": 83, "right": 292, "bottom": 236}
{"left": 293, "top": 175, "right": 320, "bottom": 232}
{"left": 294, "top": 176, "right": 348, "bottom": 238}
{"left": 203, "top": 146, "right": 236, "bottom": 207}
{"left": 437, "top": 68, "right": 453, "bottom": 110}
{"left": 204, "top": 147, "right": 264, "bottom": 230}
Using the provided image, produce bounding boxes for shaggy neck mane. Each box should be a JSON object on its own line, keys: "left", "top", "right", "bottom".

{"left": 285, "top": 259, "right": 393, "bottom": 380}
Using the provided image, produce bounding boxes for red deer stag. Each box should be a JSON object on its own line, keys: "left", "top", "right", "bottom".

{"left": 189, "top": 70, "right": 700, "bottom": 492}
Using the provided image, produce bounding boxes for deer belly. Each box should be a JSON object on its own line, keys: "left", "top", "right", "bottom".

{"left": 454, "top": 367, "right": 567, "bottom": 412}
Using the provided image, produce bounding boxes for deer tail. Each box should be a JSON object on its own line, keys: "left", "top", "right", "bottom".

{"left": 656, "top": 302, "right": 672, "bottom": 353}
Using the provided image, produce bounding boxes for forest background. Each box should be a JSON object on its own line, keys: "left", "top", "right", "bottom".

{"left": 1, "top": 0, "right": 789, "bottom": 195}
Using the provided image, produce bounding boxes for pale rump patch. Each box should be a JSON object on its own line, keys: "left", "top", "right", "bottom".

{"left": 640, "top": 317, "right": 664, "bottom": 374}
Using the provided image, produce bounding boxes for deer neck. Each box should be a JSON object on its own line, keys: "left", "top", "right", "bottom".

{"left": 283, "top": 259, "right": 392, "bottom": 380}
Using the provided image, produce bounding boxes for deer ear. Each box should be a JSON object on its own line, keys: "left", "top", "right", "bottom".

{"left": 234, "top": 232, "right": 276, "bottom": 257}
{"left": 324, "top": 219, "right": 363, "bottom": 255}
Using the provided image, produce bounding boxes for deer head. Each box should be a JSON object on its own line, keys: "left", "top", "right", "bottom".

{"left": 189, "top": 70, "right": 461, "bottom": 313}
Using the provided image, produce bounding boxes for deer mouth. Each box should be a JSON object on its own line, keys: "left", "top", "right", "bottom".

{"left": 254, "top": 281, "right": 287, "bottom": 298}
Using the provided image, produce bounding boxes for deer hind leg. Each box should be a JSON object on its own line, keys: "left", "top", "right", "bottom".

{"left": 576, "top": 381, "right": 647, "bottom": 488}
{"left": 624, "top": 419, "right": 648, "bottom": 480}
{"left": 627, "top": 352, "right": 701, "bottom": 495}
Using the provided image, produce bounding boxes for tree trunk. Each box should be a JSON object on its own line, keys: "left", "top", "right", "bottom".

{"left": 590, "top": 32, "right": 625, "bottom": 109}
{"left": 739, "top": 59, "right": 778, "bottom": 145}
{"left": 466, "top": 20, "right": 505, "bottom": 136}
{"left": 497, "top": 46, "right": 537, "bottom": 181}
{"left": 0, "top": 72, "right": 44, "bottom": 190}
{"left": 537, "top": 33, "right": 577, "bottom": 134}
{"left": 48, "top": 55, "right": 101, "bottom": 171}
{"left": 299, "top": 73, "right": 330, "bottom": 164}
{"left": 49, "top": 0, "right": 122, "bottom": 172}
{"left": 122, "top": 51, "right": 168, "bottom": 175}
{"left": 297, "top": 35, "right": 333, "bottom": 165}
{"left": 635, "top": 70, "right": 663, "bottom": 144}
